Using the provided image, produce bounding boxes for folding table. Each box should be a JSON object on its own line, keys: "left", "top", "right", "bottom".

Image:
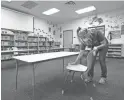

{"left": 13, "top": 51, "right": 79, "bottom": 99}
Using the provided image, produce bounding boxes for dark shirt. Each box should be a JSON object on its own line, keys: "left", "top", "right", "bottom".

{"left": 80, "top": 30, "right": 108, "bottom": 50}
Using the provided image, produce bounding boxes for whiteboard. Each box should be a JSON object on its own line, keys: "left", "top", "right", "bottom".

{"left": 1, "top": 8, "right": 33, "bottom": 32}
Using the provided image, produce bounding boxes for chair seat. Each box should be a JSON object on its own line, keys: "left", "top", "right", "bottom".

{"left": 66, "top": 64, "right": 87, "bottom": 72}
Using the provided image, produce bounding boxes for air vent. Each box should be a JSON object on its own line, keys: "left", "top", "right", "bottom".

{"left": 65, "top": 1, "right": 76, "bottom": 5}
{"left": 21, "top": 1, "right": 38, "bottom": 9}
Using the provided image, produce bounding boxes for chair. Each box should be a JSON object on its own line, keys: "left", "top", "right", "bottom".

{"left": 62, "top": 50, "right": 96, "bottom": 95}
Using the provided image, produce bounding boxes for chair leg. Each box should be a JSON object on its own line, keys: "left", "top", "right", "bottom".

{"left": 62, "top": 70, "right": 71, "bottom": 94}
{"left": 64, "top": 70, "right": 71, "bottom": 83}
{"left": 80, "top": 72, "right": 85, "bottom": 80}
{"left": 80, "top": 72, "right": 96, "bottom": 87}
{"left": 71, "top": 71, "right": 75, "bottom": 83}
{"left": 80, "top": 72, "right": 87, "bottom": 86}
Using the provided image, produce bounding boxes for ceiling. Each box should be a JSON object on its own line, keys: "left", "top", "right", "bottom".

{"left": 1, "top": 0, "right": 124, "bottom": 24}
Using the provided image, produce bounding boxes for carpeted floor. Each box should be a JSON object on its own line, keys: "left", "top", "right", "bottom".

{"left": 1, "top": 58, "right": 124, "bottom": 100}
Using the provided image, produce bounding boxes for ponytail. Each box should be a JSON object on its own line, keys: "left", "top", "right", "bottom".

{"left": 77, "top": 27, "right": 81, "bottom": 33}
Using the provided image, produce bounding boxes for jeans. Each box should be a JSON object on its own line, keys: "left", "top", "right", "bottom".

{"left": 81, "top": 46, "right": 108, "bottom": 78}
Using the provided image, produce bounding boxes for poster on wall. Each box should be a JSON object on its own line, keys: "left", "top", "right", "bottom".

{"left": 97, "top": 26, "right": 105, "bottom": 36}
{"left": 110, "top": 30, "right": 121, "bottom": 39}
{"left": 88, "top": 25, "right": 105, "bottom": 36}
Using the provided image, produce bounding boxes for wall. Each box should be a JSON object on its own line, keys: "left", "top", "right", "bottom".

{"left": 33, "top": 17, "right": 62, "bottom": 43}
{"left": 3, "top": 7, "right": 124, "bottom": 47}
{"left": 1, "top": 7, "right": 62, "bottom": 45}
{"left": 1, "top": 7, "right": 33, "bottom": 32}
{"left": 60, "top": 9, "right": 124, "bottom": 45}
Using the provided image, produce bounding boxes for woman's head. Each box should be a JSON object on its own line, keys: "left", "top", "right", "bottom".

{"left": 77, "top": 27, "right": 93, "bottom": 46}
{"left": 77, "top": 27, "right": 87, "bottom": 38}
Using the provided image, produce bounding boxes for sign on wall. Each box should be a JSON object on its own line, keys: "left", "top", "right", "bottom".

{"left": 110, "top": 30, "right": 121, "bottom": 39}
{"left": 88, "top": 25, "right": 105, "bottom": 36}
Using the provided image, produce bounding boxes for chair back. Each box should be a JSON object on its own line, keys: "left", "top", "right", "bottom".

{"left": 85, "top": 50, "right": 96, "bottom": 74}
{"left": 87, "top": 50, "right": 95, "bottom": 62}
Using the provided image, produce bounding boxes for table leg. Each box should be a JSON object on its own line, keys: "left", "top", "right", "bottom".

{"left": 32, "top": 63, "right": 35, "bottom": 100}
{"left": 63, "top": 58, "right": 64, "bottom": 72}
{"left": 62, "top": 70, "right": 71, "bottom": 94}
{"left": 16, "top": 60, "right": 18, "bottom": 91}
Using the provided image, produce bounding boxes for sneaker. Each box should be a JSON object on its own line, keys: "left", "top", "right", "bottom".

{"left": 99, "top": 77, "right": 107, "bottom": 84}
{"left": 84, "top": 77, "right": 93, "bottom": 83}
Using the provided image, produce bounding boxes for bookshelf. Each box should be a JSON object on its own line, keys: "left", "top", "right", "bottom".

{"left": 48, "top": 41, "right": 61, "bottom": 52}
{"left": 14, "top": 31, "right": 28, "bottom": 55}
{"left": 38, "top": 35, "right": 46, "bottom": 53}
{"left": 1, "top": 30, "right": 14, "bottom": 51}
{"left": 1, "top": 30, "right": 14, "bottom": 60}
{"left": 1, "top": 29, "right": 61, "bottom": 60}
{"left": 28, "top": 34, "right": 39, "bottom": 54}
{"left": 107, "top": 44, "right": 124, "bottom": 58}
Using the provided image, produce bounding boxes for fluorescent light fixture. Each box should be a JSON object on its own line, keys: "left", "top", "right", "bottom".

{"left": 42, "top": 8, "right": 60, "bottom": 15}
{"left": 75, "top": 6, "right": 96, "bottom": 14}
{"left": 7, "top": 0, "right": 11, "bottom": 2}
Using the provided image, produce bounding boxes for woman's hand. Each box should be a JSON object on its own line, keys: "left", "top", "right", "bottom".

{"left": 93, "top": 50, "right": 97, "bottom": 56}
{"left": 93, "top": 46, "right": 98, "bottom": 51}
{"left": 93, "top": 47, "right": 98, "bottom": 56}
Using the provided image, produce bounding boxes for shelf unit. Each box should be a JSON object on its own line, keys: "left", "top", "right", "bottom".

{"left": 38, "top": 35, "right": 47, "bottom": 53}
{"left": 14, "top": 31, "right": 28, "bottom": 55}
{"left": 1, "top": 32, "right": 14, "bottom": 51}
{"left": 107, "top": 44, "right": 124, "bottom": 58}
{"left": 28, "top": 35, "right": 39, "bottom": 54}
{"left": 48, "top": 41, "right": 61, "bottom": 52}
{"left": 1, "top": 29, "right": 61, "bottom": 61}
{"left": 1, "top": 30, "right": 14, "bottom": 60}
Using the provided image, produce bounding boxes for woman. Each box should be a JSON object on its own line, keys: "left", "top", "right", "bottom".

{"left": 71, "top": 27, "right": 108, "bottom": 84}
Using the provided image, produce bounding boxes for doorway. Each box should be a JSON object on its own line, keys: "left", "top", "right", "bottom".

{"left": 63, "top": 30, "right": 73, "bottom": 50}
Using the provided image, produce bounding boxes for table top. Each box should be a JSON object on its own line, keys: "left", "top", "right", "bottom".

{"left": 13, "top": 52, "right": 79, "bottom": 63}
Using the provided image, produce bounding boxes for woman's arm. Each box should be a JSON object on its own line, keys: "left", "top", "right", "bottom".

{"left": 97, "top": 39, "right": 108, "bottom": 49}
{"left": 70, "top": 27, "right": 87, "bottom": 65}
{"left": 96, "top": 31, "right": 108, "bottom": 50}
{"left": 73, "top": 50, "right": 85, "bottom": 64}
{"left": 70, "top": 43, "right": 86, "bottom": 65}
